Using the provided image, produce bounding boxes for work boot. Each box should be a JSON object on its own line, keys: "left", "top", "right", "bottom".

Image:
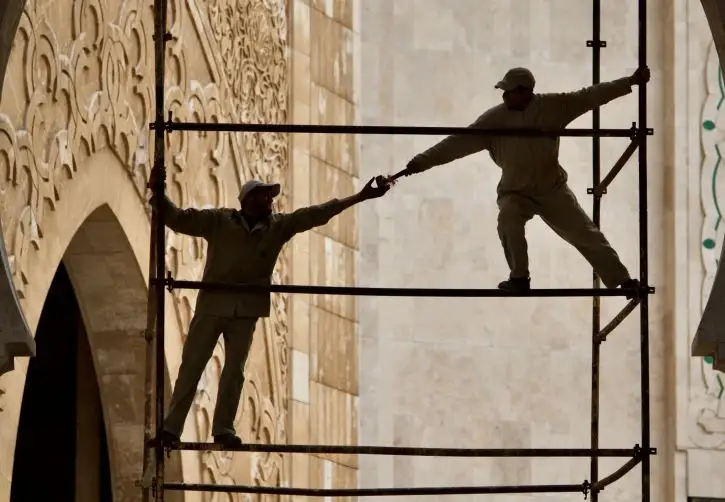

{"left": 497, "top": 276, "right": 531, "bottom": 293}
{"left": 618, "top": 278, "right": 640, "bottom": 300}
{"left": 159, "top": 430, "right": 180, "bottom": 445}
{"left": 213, "top": 433, "right": 243, "bottom": 447}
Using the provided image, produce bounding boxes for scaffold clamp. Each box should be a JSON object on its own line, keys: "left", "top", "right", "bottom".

{"left": 151, "top": 32, "right": 172, "bottom": 43}
{"left": 582, "top": 480, "right": 592, "bottom": 499}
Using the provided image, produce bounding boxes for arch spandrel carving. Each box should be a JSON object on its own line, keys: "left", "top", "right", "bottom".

{"left": 0, "top": 0, "right": 291, "bottom": 492}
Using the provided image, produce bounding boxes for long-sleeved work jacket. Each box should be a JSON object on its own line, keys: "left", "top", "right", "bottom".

{"left": 157, "top": 196, "right": 348, "bottom": 318}
{"left": 415, "top": 77, "right": 633, "bottom": 195}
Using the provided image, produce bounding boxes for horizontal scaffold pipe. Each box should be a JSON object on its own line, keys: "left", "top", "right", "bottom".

{"left": 163, "top": 482, "right": 591, "bottom": 497}
{"left": 156, "top": 278, "right": 648, "bottom": 298}
{"left": 152, "top": 121, "right": 650, "bottom": 138}
{"left": 161, "top": 442, "right": 640, "bottom": 457}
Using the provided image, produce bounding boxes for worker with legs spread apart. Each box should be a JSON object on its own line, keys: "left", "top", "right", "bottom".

{"left": 149, "top": 168, "right": 392, "bottom": 446}
{"left": 392, "top": 66, "right": 650, "bottom": 296}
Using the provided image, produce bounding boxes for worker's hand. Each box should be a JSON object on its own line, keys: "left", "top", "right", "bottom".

{"left": 403, "top": 155, "right": 428, "bottom": 176}
{"left": 629, "top": 66, "right": 650, "bottom": 86}
{"left": 148, "top": 165, "right": 166, "bottom": 191}
{"left": 359, "top": 175, "right": 392, "bottom": 200}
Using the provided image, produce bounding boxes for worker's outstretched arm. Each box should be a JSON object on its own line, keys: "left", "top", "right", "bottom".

{"left": 148, "top": 168, "right": 219, "bottom": 238}
{"left": 547, "top": 66, "right": 650, "bottom": 125}
{"left": 403, "top": 113, "right": 492, "bottom": 176}
{"left": 151, "top": 195, "right": 219, "bottom": 238}
{"left": 281, "top": 176, "right": 391, "bottom": 238}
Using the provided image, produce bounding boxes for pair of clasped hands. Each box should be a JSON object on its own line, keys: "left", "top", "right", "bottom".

{"left": 360, "top": 167, "right": 415, "bottom": 200}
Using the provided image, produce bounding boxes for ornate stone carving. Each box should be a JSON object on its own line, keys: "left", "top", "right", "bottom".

{"left": 695, "top": 40, "right": 725, "bottom": 448}
{"left": 176, "top": 0, "right": 291, "bottom": 494}
{"left": 0, "top": 0, "right": 290, "bottom": 493}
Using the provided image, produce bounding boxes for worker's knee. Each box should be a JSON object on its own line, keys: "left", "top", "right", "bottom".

{"left": 497, "top": 197, "right": 531, "bottom": 231}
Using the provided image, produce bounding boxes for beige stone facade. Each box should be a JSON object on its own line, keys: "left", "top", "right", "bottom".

{"left": 1, "top": 0, "right": 725, "bottom": 501}
{"left": 0, "top": 0, "right": 359, "bottom": 500}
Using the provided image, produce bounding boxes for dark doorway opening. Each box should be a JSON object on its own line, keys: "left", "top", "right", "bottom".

{"left": 10, "top": 262, "right": 113, "bottom": 501}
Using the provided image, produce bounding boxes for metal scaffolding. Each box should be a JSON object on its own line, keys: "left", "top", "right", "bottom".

{"left": 141, "top": 0, "right": 657, "bottom": 500}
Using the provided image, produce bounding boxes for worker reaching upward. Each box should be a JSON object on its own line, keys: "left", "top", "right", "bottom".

{"left": 394, "top": 66, "right": 650, "bottom": 295}
{"left": 149, "top": 169, "right": 392, "bottom": 446}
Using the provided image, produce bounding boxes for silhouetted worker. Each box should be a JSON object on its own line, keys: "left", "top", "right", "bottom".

{"left": 395, "top": 66, "right": 650, "bottom": 294}
{"left": 150, "top": 168, "right": 391, "bottom": 446}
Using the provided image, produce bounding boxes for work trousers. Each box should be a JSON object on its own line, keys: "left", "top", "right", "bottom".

{"left": 496, "top": 184, "right": 630, "bottom": 288}
{"left": 163, "top": 314, "right": 257, "bottom": 438}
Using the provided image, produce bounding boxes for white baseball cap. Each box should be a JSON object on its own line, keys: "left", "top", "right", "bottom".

{"left": 237, "top": 179, "right": 281, "bottom": 205}
{"left": 495, "top": 67, "right": 536, "bottom": 91}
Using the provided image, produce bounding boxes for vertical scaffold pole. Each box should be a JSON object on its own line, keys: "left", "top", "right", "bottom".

{"left": 141, "top": 221, "right": 158, "bottom": 502}
{"left": 637, "top": 0, "right": 651, "bottom": 501}
{"left": 589, "top": 0, "right": 603, "bottom": 500}
{"left": 152, "top": 0, "right": 169, "bottom": 499}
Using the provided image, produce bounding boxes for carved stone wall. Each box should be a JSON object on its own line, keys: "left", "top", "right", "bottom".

{"left": 0, "top": 0, "right": 359, "bottom": 498}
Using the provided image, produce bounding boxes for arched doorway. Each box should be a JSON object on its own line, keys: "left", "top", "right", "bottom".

{"left": 10, "top": 262, "right": 113, "bottom": 501}
{"left": 8, "top": 203, "right": 183, "bottom": 501}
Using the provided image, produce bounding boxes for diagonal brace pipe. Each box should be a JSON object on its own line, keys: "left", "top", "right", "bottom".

{"left": 590, "top": 137, "right": 639, "bottom": 197}
{"left": 596, "top": 299, "right": 640, "bottom": 342}
{"left": 590, "top": 455, "right": 642, "bottom": 493}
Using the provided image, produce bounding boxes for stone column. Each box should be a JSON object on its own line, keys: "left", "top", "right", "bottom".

{"left": 289, "top": 0, "right": 360, "bottom": 496}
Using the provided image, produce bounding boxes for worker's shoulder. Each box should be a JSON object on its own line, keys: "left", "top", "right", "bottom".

{"left": 269, "top": 212, "right": 286, "bottom": 223}
{"left": 212, "top": 207, "right": 240, "bottom": 222}
{"left": 473, "top": 104, "right": 507, "bottom": 125}
{"left": 532, "top": 91, "right": 568, "bottom": 105}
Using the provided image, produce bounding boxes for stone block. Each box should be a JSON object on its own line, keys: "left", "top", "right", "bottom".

{"left": 0, "top": 478, "right": 9, "bottom": 502}
{"left": 310, "top": 83, "right": 355, "bottom": 174}
{"left": 99, "top": 373, "right": 144, "bottom": 423}
{"left": 311, "top": 84, "right": 357, "bottom": 175}
{"left": 292, "top": 51, "right": 312, "bottom": 123}
{"left": 310, "top": 306, "right": 358, "bottom": 394}
{"left": 92, "top": 329, "right": 146, "bottom": 375}
{"left": 0, "top": 414, "right": 17, "bottom": 481}
{"left": 309, "top": 231, "right": 356, "bottom": 321}
{"left": 291, "top": 452, "right": 310, "bottom": 488}
{"left": 309, "top": 454, "right": 357, "bottom": 499}
{"left": 309, "top": 156, "right": 356, "bottom": 246}
{"left": 292, "top": 148, "right": 311, "bottom": 207}
{"left": 290, "top": 294, "right": 311, "bottom": 353}
{"left": 310, "top": 8, "right": 355, "bottom": 102}
{"left": 291, "top": 399, "right": 310, "bottom": 444}
{"left": 687, "top": 449, "right": 725, "bottom": 498}
{"left": 310, "top": 381, "right": 358, "bottom": 468}
{"left": 291, "top": 349, "right": 310, "bottom": 403}
{"left": 311, "top": 0, "right": 354, "bottom": 30}
{"left": 292, "top": 0, "right": 312, "bottom": 55}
